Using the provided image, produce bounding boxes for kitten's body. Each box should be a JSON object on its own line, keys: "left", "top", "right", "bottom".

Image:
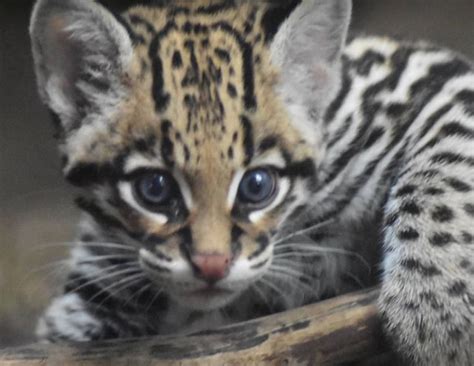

{"left": 30, "top": 1, "right": 473, "bottom": 364}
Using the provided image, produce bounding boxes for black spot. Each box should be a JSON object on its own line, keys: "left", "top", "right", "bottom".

{"left": 429, "top": 232, "right": 456, "bottom": 247}
{"left": 215, "top": 48, "right": 231, "bottom": 63}
{"left": 183, "top": 145, "right": 190, "bottom": 162}
{"left": 385, "top": 212, "right": 399, "bottom": 226}
{"left": 424, "top": 187, "right": 445, "bottom": 196}
{"left": 461, "top": 231, "right": 473, "bottom": 244}
{"left": 134, "top": 134, "right": 156, "bottom": 153}
{"left": 208, "top": 58, "right": 222, "bottom": 84}
{"left": 172, "top": 51, "right": 183, "bottom": 68}
{"left": 448, "top": 351, "right": 458, "bottom": 362}
{"left": 460, "top": 259, "right": 471, "bottom": 269}
{"left": 397, "top": 227, "right": 420, "bottom": 241}
{"left": 448, "top": 328, "right": 463, "bottom": 342}
{"left": 420, "top": 291, "right": 444, "bottom": 310}
{"left": 464, "top": 203, "right": 474, "bottom": 217}
{"left": 399, "top": 201, "right": 422, "bottom": 215}
{"left": 258, "top": 136, "right": 278, "bottom": 152}
{"left": 443, "top": 177, "right": 472, "bottom": 192}
{"left": 227, "top": 83, "right": 238, "bottom": 98}
{"left": 182, "top": 21, "right": 192, "bottom": 33}
{"left": 232, "top": 131, "right": 239, "bottom": 142}
{"left": 386, "top": 103, "right": 408, "bottom": 117}
{"left": 447, "top": 281, "right": 467, "bottom": 296}
{"left": 200, "top": 38, "right": 210, "bottom": 48}
{"left": 227, "top": 146, "right": 234, "bottom": 160}
{"left": 416, "top": 319, "right": 426, "bottom": 343}
{"left": 431, "top": 152, "right": 474, "bottom": 167}
{"left": 456, "top": 89, "right": 474, "bottom": 116}
{"left": 431, "top": 205, "right": 455, "bottom": 222}
{"left": 401, "top": 258, "right": 442, "bottom": 276}
{"left": 395, "top": 184, "right": 416, "bottom": 197}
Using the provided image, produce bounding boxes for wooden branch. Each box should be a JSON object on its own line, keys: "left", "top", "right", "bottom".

{"left": 0, "top": 288, "right": 391, "bottom": 365}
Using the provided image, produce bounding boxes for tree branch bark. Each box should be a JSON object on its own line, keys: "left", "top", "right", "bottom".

{"left": 0, "top": 288, "right": 391, "bottom": 365}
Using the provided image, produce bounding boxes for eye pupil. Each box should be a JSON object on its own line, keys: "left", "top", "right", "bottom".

{"left": 136, "top": 172, "right": 172, "bottom": 205}
{"left": 238, "top": 169, "right": 276, "bottom": 204}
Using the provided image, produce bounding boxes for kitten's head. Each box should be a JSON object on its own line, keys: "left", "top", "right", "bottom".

{"left": 30, "top": 0, "right": 351, "bottom": 310}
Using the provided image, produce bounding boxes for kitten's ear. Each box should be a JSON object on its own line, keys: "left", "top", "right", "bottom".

{"left": 268, "top": 0, "right": 352, "bottom": 113}
{"left": 30, "top": 0, "right": 133, "bottom": 131}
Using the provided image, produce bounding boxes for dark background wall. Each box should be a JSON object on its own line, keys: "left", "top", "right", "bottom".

{"left": 1, "top": 0, "right": 473, "bottom": 348}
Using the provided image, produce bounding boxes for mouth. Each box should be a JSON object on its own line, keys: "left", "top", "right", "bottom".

{"left": 173, "top": 286, "right": 239, "bottom": 311}
{"left": 190, "top": 286, "right": 234, "bottom": 297}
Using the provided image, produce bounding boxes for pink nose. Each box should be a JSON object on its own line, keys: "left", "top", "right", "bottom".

{"left": 191, "top": 253, "right": 231, "bottom": 282}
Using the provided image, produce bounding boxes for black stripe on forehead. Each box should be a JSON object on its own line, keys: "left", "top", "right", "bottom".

{"left": 160, "top": 119, "right": 175, "bottom": 167}
{"left": 195, "top": 0, "right": 236, "bottom": 14}
{"left": 149, "top": 21, "right": 178, "bottom": 113}
{"left": 128, "top": 14, "right": 157, "bottom": 35}
{"left": 240, "top": 115, "right": 254, "bottom": 165}
{"left": 211, "top": 21, "right": 257, "bottom": 111}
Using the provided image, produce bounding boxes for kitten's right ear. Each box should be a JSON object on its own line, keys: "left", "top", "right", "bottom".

{"left": 30, "top": 0, "right": 133, "bottom": 131}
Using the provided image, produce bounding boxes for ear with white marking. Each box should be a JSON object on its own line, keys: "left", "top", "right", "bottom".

{"left": 30, "top": 0, "right": 133, "bottom": 131}
{"left": 268, "top": 0, "right": 352, "bottom": 116}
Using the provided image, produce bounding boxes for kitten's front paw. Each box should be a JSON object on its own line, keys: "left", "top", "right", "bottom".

{"left": 37, "top": 293, "right": 104, "bottom": 342}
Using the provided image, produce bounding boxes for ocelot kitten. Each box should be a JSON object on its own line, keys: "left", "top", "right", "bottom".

{"left": 30, "top": 0, "right": 473, "bottom": 364}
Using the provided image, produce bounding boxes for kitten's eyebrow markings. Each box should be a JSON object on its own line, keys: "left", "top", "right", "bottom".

{"left": 149, "top": 21, "right": 178, "bottom": 113}
{"left": 211, "top": 21, "right": 257, "bottom": 110}
{"left": 240, "top": 115, "right": 254, "bottom": 165}
{"left": 128, "top": 14, "right": 157, "bottom": 35}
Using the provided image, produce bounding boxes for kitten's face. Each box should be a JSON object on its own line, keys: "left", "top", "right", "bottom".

{"left": 88, "top": 4, "right": 316, "bottom": 310}
{"left": 31, "top": 0, "right": 350, "bottom": 310}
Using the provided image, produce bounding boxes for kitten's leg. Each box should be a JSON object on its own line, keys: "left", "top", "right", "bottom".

{"left": 380, "top": 164, "right": 474, "bottom": 365}
{"left": 36, "top": 293, "right": 106, "bottom": 342}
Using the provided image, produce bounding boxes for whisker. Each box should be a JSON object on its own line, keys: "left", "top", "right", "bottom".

{"left": 268, "top": 264, "right": 313, "bottom": 283}
{"left": 64, "top": 266, "right": 141, "bottom": 296}
{"left": 145, "top": 287, "right": 164, "bottom": 312}
{"left": 89, "top": 273, "right": 148, "bottom": 309}
{"left": 273, "top": 243, "right": 370, "bottom": 271}
{"left": 125, "top": 282, "right": 154, "bottom": 308}
{"left": 264, "top": 270, "right": 315, "bottom": 295}
{"left": 250, "top": 283, "right": 273, "bottom": 310}
{"left": 342, "top": 271, "right": 366, "bottom": 289}
{"left": 271, "top": 218, "right": 334, "bottom": 246}
{"left": 257, "top": 277, "right": 289, "bottom": 307}
{"left": 30, "top": 241, "right": 137, "bottom": 253}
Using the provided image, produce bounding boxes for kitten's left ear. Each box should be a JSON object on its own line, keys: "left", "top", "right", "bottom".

{"left": 30, "top": 0, "right": 133, "bottom": 131}
{"left": 267, "top": 0, "right": 352, "bottom": 117}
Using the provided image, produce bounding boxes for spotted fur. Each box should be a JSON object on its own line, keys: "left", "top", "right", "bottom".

{"left": 30, "top": 0, "right": 473, "bottom": 365}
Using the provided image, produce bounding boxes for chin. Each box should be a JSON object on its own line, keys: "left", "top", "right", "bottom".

{"left": 171, "top": 289, "right": 241, "bottom": 311}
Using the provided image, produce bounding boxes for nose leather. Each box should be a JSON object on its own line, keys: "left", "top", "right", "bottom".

{"left": 191, "top": 253, "right": 231, "bottom": 282}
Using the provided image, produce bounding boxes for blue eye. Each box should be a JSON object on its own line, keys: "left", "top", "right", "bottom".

{"left": 134, "top": 172, "right": 174, "bottom": 205}
{"left": 238, "top": 168, "right": 277, "bottom": 205}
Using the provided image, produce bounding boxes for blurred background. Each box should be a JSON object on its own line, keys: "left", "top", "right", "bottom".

{"left": 1, "top": 0, "right": 473, "bottom": 348}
